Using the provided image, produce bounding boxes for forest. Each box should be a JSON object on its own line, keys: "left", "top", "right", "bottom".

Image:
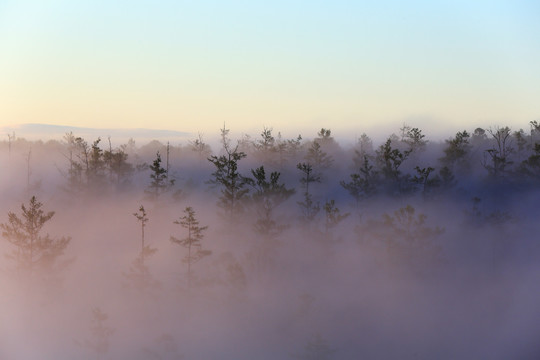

{"left": 1, "top": 123, "right": 540, "bottom": 359}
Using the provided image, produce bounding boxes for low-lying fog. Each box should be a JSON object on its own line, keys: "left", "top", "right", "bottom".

{"left": 1, "top": 124, "right": 540, "bottom": 359}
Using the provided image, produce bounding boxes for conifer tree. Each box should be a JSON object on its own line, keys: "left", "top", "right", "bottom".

{"left": 254, "top": 126, "right": 276, "bottom": 162}
{"left": 170, "top": 207, "right": 211, "bottom": 287}
{"left": 440, "top": 130, "right": 471, "bottom": 172}
{"left": 323, "top": 200, "right": 350, "bottom": 237}
{"left": 0, "top": 196, "right": 71, "bottom": 276}
{"left": 297, "top": 162, "right": 321, "bottom": 223}
{"left": 352, "top": 133, "right": 374, "bottom": 169}
{"left": 341, "top": 155, "right": 378, "bottom": 206}
{"left": 208, "top": 126, "right": 250, "bottom": 222}
{"left": 375, "top": 138, "right": 411, "bottom": 193}
{"left": 402, "top": 126, "right": 427, "bottom": 153}
{"left": 287, "top": 134, "right": 303, "bottom": 158}
{"left": 146, "top": 151, "right": 169, "bottom": 200}
{"left": 305, "top": 141, "right": 333, "bottom": 169}
{"left": 412, "top": 166, "right": 437, "bottom": 196}
{"left": 246, "top": 166, "right": 295, "bottom": 275}
{"left": 103, "top": 145, "right": 133, "bottom": 187}
{"left": 248, "top": 166, "right": 295, "bottom": 237}
{"left": 125, "top": 205, "right": 158, "bottom": 292}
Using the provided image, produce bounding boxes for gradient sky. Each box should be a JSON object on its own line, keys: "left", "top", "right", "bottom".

{"left": 1, "top": 0, "right": 539, "bottom": 139}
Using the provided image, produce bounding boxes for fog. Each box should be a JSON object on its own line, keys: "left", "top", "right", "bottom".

{"left": 1, "top": 124, "right": 540, "bottom": 359}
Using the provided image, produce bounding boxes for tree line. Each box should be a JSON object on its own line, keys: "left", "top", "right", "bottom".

{"left": 2, "top": 122, "right": 540, "bottom": 358}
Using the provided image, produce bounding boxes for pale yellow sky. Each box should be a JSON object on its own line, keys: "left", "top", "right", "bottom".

{"left": 1, "top": 1, "right": 539, "bottom": 140}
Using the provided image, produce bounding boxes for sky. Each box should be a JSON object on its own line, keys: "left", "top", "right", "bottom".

{"left": 0, "top": 0, "right": 539, "bottom": 139}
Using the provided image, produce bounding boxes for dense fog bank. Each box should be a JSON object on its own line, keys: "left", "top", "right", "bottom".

{"left": 2, "top": 124, "right": 540, "bottom": 359}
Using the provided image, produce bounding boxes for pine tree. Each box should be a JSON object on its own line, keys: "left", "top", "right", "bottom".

{"left": 88, "top": 138, "right": 106, "bottom": 190}
{"left": 146, "top": 151, "right": 168, "bottom": 200}
{"left": 305, "top": 141, "right": 333, "bottom": 169}
{"left": 375, "top": 138, "right": 411, "bottom": 193}
{"left": 0, "top": 196, "right": 71, "bottom": 276}
{"left": 246, "top": 166, "right": 295, "bottom": 275}
{"left": 440, "top": 130, "right": 471, "bottom": 172}
{"left": 254, "top": 126, "right": 277, "bottom": 163}
{"left": 249, "top": 166, "right": 295, "bottom": 238}
{"left": 170, "top": 207, "right": 211, "bottom": 287}
{"left": 103, "top": 144, "right": 133, "bottom": 187}
{"left": 402, "top": 126, "right": 427, "bottom": 153}
{"left": 341, "top": 155, "right": 378, "bottom": 206}
{"left": 412, "top": 166, "right": 437, "bottom": 197}
{"left": 297, "top": 163, "right": 321, "bottom": 223}
{"left": 323, "top": 200, "right": 350, "bottom": 237}
{"left": 207, "top": 129, "right": 250, "bottom": 222}
{"left": 125, "top": 205, "right": 158, "bottom": 292}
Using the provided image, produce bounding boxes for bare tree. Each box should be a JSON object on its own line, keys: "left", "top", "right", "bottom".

{"left": 189, "top": 133, "right": 212, "bottom": 165}
{"left": 482, "top": 126, "right": 513, "bottom": 178}
{"left": 7, "top": 131, "right": 15, "bottom": 158}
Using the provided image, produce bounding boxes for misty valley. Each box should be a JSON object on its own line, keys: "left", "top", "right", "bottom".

{"left": 2, "top": 124, "right": 540, "bottom": 359}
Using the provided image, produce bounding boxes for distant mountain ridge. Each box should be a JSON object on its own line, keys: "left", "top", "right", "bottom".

{"left": 1, "top": 123, "right": 190, "bottom": 141}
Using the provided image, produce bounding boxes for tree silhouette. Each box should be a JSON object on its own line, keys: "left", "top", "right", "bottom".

{"left": 341, "top": 155, "right": 377, "bottom": 206}
{"left": 87, "top": 138, "right": 106, "bottom": 191}
{"left": 412, "top": 166, "right": 437, "bottom": 197}
{"left": 323, "top": 200, "right": 349, "bottom": 237}
{"left": 375, "top": 138, "right": 411, "bottom": 193}
{"left": 103, "top": 144, "right": 133, "bottom": 187}
{"left": 146, "top": 151, "right": 169, "bottom": 200}
{"left": 189, "top": 132, "right": 212, "bottom": 165}
{"left": 352, "top": 133, "right": 374, "bottom": 169}
{"left": 248, "top": 166, "right": 295, "bottom": 237}
{"left": 207, "top": 129, "right": 250, "bottom": 223}
{"left": 357, "top": 205, "right": 444, "bottom": 271}
{"left": 305, "top": 141, "right": 333, "bottom": 169}
{"left": 482, "top": 126, "right": 513, "bottom": 178}
{"left": 440, "top": 130, "right": 471, "bottom": 172}
{"left": 125, "top": 205, "right": 159, "bottom": 292}
{"left": 297, "top": 162, "right": 321, "bottom": 224}
{"left": 170, "top": 207, "right": 211, "bottom": 287}
{"left": 61, "top": 133, "right": 87, "bottom": 193}
{"left": 0, "top": 196, "right": 71, "bottom": 276}
{"left": 520, "top": 143, "right": 540, "bottom": 180}
{"left": 253, "top": 126, "right": 277, "bottom": 163}
{"left": 246, "top": 166, "right": 295, "bottom": 275}
{"left": 402, "top": 126, "right": 427, "bottom": 153}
